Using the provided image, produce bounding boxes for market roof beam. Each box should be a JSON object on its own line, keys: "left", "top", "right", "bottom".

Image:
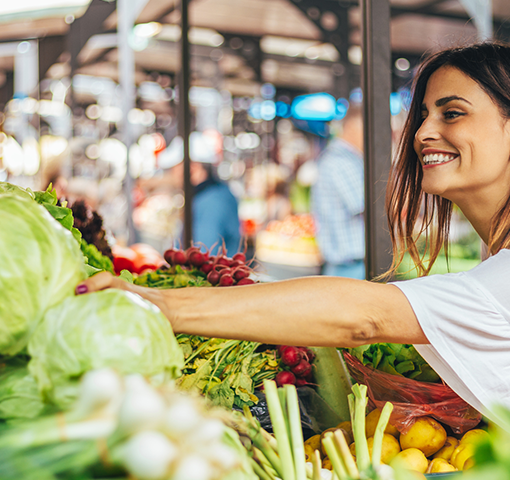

{"left": 67, "top": 0, "right": 116, "bottom": 73}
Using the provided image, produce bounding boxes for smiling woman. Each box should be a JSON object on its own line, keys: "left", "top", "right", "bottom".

{"left": 77, "top": 41, "right": 510, "bottom": 429}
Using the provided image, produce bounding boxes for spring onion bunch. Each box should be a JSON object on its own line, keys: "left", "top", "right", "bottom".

{"left": 0, "top": 368, "right": 257, "bottom": 480}
{"left": 238, "top": 381, "right": 396, "bottom": 480}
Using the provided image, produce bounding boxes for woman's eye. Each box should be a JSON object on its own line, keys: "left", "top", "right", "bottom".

{"left": 444, "top": 110, "right": 464, "bottom": 120}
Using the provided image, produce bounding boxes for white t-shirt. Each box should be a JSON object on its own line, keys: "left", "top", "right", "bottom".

{"left": 391, "top": 249, "right": 510, "bottom": 427}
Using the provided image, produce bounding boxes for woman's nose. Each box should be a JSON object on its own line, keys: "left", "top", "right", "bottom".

{"left": 415, "top": 116, "right": 441, "bottom": 144}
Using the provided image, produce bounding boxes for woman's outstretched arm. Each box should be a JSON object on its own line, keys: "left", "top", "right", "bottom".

{"left": 76, "top": 273, "right": 428, "bottom": 347}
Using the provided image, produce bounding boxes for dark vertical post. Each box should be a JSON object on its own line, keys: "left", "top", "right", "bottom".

{"left": 360, "top": 0, "right": 393, "bottom": 280}
{"left": 179, "top": 0, "right": 193, "bottom": 248}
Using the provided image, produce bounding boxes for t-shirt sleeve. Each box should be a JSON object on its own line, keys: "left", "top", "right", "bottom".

{"left": 391, "top": 262, "right": 510, "bottom": 425}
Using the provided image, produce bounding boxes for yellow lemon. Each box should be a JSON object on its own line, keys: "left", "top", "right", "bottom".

{"left": 366, "top": 408, "right": 400, "bottom": 438}
{"left": 399, "top": 416, "right": 447, "bottom": 457}
{"left": 426, "top": 458, "right": 457, "bottom": 474}
{"left": 460, "top": 428, "right": 490, "bottom": 445}
{"left": 450, "top": 443, "right": 475, "bottom": 470}
{"left": 367, "top": 433, "right": 401, "bottom": 464}
{"left": 390, "top": 447, "right": 429, "bottom": 474}
{"left": 432, "top": 436, "right": 459, "bottom": 461}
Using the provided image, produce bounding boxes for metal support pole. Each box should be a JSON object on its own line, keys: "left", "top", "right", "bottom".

{"left": 118, "top": 0, "right": 137, "bottom": 245}
{"left": 179, "top": 0, "right": 193, "bottom": 248}
{"left": 360, "top": 0, "right": 393, "bottom": 280}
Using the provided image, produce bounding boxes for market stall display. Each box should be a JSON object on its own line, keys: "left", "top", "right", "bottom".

{"left": 256, "top": 214, "right": 321, "bottom": 269}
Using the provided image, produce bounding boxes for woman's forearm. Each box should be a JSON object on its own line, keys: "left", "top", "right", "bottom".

{"left": 166, "top": 276, "right": 424, "bottom": 347}
{"left": 77, "top": 273, "right": 426, "bottom": 347}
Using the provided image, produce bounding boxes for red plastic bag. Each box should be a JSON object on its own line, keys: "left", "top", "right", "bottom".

{"left": 342, "top": 351, "right": 482, "bottom": 434}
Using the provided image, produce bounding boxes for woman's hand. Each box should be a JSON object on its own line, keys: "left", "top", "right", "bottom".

{"left": 75, "top": 272, "right": 175, "bottom": 327}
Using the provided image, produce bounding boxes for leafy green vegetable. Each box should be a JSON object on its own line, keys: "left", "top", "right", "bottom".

{"left": 0, "top": 194, "right": 87, "bottom": 356}
{"left": 28, "top": 289, "right": 184, "bottom": 409}
{"left": 0, "top": 356, "right": 49, "bottom": 421}
{"left": 80, "top": 240, "right": 114, "bottom": 274}
{"left": 344, "top": 343, "right": 440, "bottom": 383}
{"left": 33, "top": 185, "right": 82, "bottom": 243}
{"left": 177, "top": 336, "right": 279, "bottom": 409}
{"left": 0, "top": 182, "right": 35, "bottom": 200}
{"left": 134, "top": 265, "right": 210, "bottom": 288}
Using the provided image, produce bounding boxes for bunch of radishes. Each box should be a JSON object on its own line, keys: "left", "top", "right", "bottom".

{"left": 163, "top": 246, "right": 255, "bottom": 287}
{"left": 275, "top": 346, "right": 315, "bottom": 388}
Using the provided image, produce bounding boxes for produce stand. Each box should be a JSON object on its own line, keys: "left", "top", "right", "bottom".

{"left": 1, "top": 181, "right": 509, "bottom": 480}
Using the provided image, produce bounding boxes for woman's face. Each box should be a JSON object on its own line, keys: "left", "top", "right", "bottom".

{"left": 414, "top": 65, "right": 510, "bottom": 205}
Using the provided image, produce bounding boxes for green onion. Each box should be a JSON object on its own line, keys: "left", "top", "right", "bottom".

{"left": 264, "top": 380, "right": 296, "bottom": 480}
{"left": 371, "top": 401, "right": 393, "bottom": 467}
{"left": 312, "top": 450, "right": 322, "bottom": 480}
{"left": 351, "top": 384, "right": 370, "bottom": 472}
{"left": 322, "top": 432, "right": 348, "bottom": 480}
{"left": 285, "top": 385, "right": 307, "bottom": 480}
{"left": 334, "top": 429, "right": 359, "bottom": 478}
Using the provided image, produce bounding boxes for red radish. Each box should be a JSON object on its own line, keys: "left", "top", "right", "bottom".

{"left": 188, "top": 251, "right": 206, "bottom": 267}
{"left": 232, "top": 252, "right": 246, "bottom": 263}
{"left": 207, "top": 270, "right": 221, "bottom": 286}
{"left": 236, "top": 278, "right": 255, "bottom": 285}
{"left": 218, "top": 274, "right": 234, "bottom": 286}
{"left": 201, "top": 262, "right": 214, "bottom": 274}
{"left": 233, "top": 267, "right": 250, "bottom": 281}
{"left": 229, "top": 260, "right": 244, "bottom": 268}
{"left": 277, "top": 345, "right": 290, "bottom": 356}
{"left": 291, "top": 359, "right": 312, "bottom": 378}
{"left": 163, "top": 248, "right": 176, "bottom": 265}
{"left": 275, "top": 371, "right": 296, "bottom": 387}
{"left": 295, "top": 377, "right": 309, "bottom": 387}
{"left": 298, "top": 347, "right": 315, "bottom": 362}
{"left": 280, "top": 346, "right": 302, "bottom": 367}
{"left": 216, "top": 256, "right": 231, "bottom": 267}
{"left": 173, "top": 250, "right": 188, "bottom": 265}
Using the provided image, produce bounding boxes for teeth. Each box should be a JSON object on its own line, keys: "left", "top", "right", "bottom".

{"left": 423, "top": 153, "right": 456, "bottom": 165}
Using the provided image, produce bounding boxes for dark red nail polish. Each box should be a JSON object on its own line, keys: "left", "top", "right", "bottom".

{"left": 76, "top": 284, "right": 88, "bottom": 294}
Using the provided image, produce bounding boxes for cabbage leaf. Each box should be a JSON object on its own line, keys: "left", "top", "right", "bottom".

{"left": 28, "top": 289, "right": 184, "bottom": 408}
{"left": 0, "top": 194, "right": 87, "bottom": 355}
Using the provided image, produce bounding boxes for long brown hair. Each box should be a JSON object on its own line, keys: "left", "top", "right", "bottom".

{"left": 386, "top": 41, "right": 510, "bottom": 277}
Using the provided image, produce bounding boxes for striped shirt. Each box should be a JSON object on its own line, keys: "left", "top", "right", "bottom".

{"left": 311, "top": 138, "right": 365, "bottom": 265}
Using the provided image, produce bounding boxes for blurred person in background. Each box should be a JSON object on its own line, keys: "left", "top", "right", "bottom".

{"left": 266, "top": 180, "right": 292, "bottom": 223}
{"left": 311, "top": 104, "right": 365, "bottom": 279}
{"left": 157, "top": 132, "right": 241, "bottom": 255}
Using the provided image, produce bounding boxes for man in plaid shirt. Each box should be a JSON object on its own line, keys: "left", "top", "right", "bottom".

{"left": 311, "top": 105, "right": 365, "bottom": 279}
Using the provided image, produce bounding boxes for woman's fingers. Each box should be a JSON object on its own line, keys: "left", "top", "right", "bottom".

{"left": 75, "top": 271, "right": 125, "bottom": 294}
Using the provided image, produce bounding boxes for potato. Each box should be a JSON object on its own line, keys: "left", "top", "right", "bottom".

{"left": 390, "top": 447, "right": 429, "bottom": 474}
{"left": 432, "top": 436, "right": 459, "bottom": 461}
{"left": 367, "top": 433, "right": 401, "bottom": 464}
{"left": 304, "top": 434, "right": 322, "bottom": 452}
{"left": 399, "top": 416, "right": 447, "bottom": 457}
{"left": 426, "top": 458, "right": 457, "bottom": 473}
{"left": 450, "top": 443, "right": 475, "bottom": 470}
{"left": 460, "top": 428, "right": 490, "bottom": 445}
{"left": 365, "top": 408, "right": 400, "bottom": 438}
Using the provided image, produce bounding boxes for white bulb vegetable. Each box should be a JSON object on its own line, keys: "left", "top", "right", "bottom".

{"left": 117, "top": 385, "right": 166, "bottom": 434}
{"left": 171, "top": 454, "right": 214, "bottom": 480}
{"left": 187, "top": 418, "right": 226, "bottom": 445}
{"left": 164, "top": 398, "right": 202, "bottom": 437}
{"left": 120, "top": 430, "right": 177, "bottom": 480}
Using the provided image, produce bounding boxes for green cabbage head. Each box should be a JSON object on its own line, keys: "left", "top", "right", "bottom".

{"left": 0, "top": 194, "right": 87, "bottom": 355}
{"left": 28, "top": 289, "right": 184, "bottom": 408}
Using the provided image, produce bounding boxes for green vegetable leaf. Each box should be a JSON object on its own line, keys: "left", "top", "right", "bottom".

{"left": 207, "top": 379, "right": 235, "bottom": 409}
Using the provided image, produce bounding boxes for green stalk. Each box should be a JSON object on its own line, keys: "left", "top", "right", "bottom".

{"left": 371, "top": 401, "right": 394, "bottom": 467}
{"left": 264, "top": 380, "right": 296, "bottom": 480}
{"left": 250, "top": 427, "right": 284, "bottom": 477}
{"left": 285, "top": 385, "right": 307, "bottom": 480}
{"left": 312, "top": 450, "right": 322, "bottom": 480}
{"left": 333, "top": 430, "right": 359, "bottom": 478}
{"left": 351, "top": 384, "right": 370, "bottom": 472}
{"left": 251, "top": 457, "right": 276, "bottom": 480}
{"left": 322, "top": 432, "right": 348, "bottom": 480}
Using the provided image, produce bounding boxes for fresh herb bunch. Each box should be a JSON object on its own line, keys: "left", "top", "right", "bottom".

{"left": 177, "top": 336, "right": 279, "bottom": 410}
{"left": 134, "top": 265, "right": 210, "bottom": 288}
{"left": 343, "top": 344, "right": 440, "bottom": 383}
